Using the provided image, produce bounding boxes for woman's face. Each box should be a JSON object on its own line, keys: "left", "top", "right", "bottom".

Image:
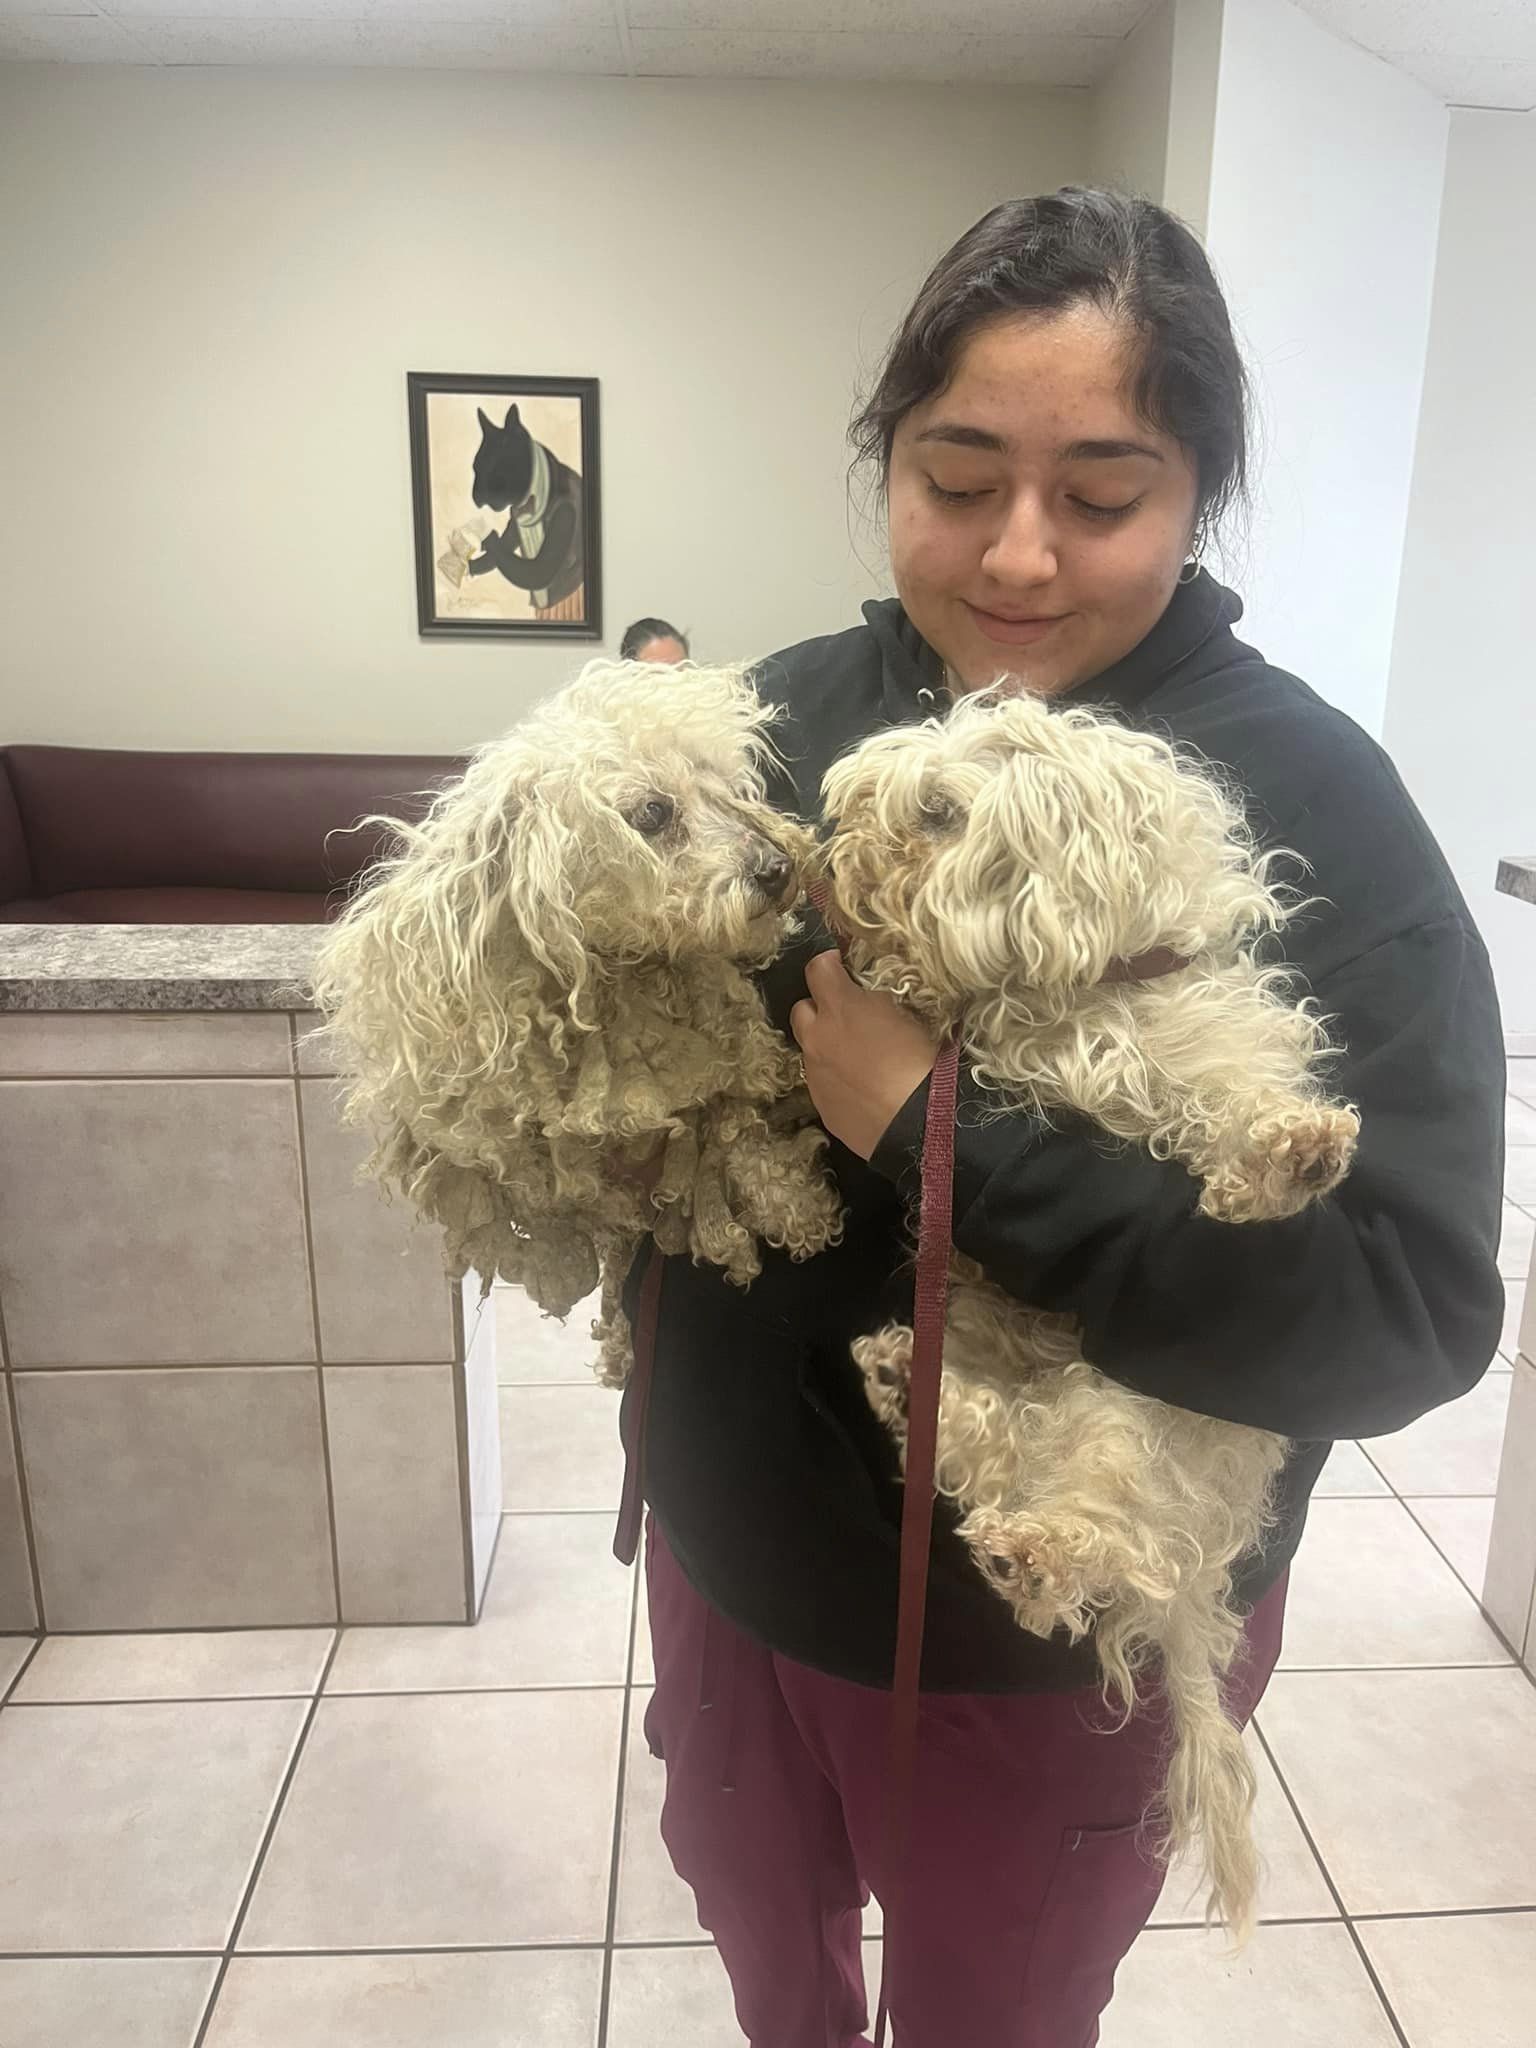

{"left": 887, "top": 305, "right": 1201, "bottom": 695}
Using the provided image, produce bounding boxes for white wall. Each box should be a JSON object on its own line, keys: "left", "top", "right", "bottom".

{"left": 1090, "top": 0, "right": 1174, "bottom": 200}
{"left": 1164, "top": 0, "right": 1225, "bottom": 234}
{"left": 0, "top": 64, "right": 1084, "bottom": 754}
{"left": 1385, "top": 110, "right": 1536, "bottom": 1041}
{"left": 1203, "top": 0, "right": 1446, "bottom": 735}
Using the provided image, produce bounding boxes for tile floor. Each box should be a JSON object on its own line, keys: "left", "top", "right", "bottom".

{"left": 1, "top": 1068, "right": 1534, "bottom": 2045}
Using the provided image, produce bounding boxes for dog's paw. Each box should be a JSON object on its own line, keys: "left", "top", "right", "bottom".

{"left": 853, "top": 1327, "right": 913, "bottom": 1431}
{"left": 1200, "top": 1102, "right": 1360, "bottom": 1224}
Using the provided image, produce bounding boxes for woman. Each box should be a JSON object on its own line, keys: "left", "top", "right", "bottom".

{"left": 621, "top": 615, "right": 691, "bottom": 663}
{"left": 628, "top": 189, "right": 1505, "bottom": 2047}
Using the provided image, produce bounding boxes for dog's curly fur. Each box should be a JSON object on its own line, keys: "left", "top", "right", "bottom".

{"left": 821, "top": 690, "right": 1360, "bottom": 1938}
{"left": 312, "top": 660, "right": 844, "bottom": 1384}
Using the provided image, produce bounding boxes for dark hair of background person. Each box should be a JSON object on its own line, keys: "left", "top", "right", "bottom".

{"left": 620, "top": 617, "right": 691, "bottom": 661}
{"left": 851, "top": 187, "right": 1251, "bottom": 538}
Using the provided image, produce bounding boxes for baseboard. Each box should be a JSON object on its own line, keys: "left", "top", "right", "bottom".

{"left": 1507, "top": 1034, "right": 1536, "bottom": 1060}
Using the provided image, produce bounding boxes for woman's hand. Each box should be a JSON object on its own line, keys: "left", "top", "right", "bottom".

{"left": 790, "top": 950, "right": 939, "bottom": 1160}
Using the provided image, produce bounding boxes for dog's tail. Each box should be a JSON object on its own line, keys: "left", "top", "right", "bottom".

{"left": 1153, "top": 1593, "right": 1261, "bottom": 1944}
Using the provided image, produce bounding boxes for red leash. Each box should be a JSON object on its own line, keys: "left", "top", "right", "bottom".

{"left": 804, "top": 877, "right": 960, "bottom": 2046}
{"left": 873, "top": 1033, "right": 959, "bottom": 2048}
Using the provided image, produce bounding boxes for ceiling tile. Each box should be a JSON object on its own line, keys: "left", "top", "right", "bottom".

{"left": 626, "top": 1, "right": 1142, "bottom": 35}
{"left": 122, "top": 14, "right": 627, "bottom": 66}
{"left": 629, "top": 28, "right": 1116, "bottom": 87}
{"left": 0, "top": 2, "right": 102, "bottom": 17}
{"left": 0, "top": 12, "right": 150, "bottom": 58}
{"left": 1299, "top": 2, "right": 1536, "bottom": 63}
{"left": 1382, "top": 45, "right": 1536, "bottom": 105}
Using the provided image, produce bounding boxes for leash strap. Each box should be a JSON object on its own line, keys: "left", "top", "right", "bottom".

{"left": 873, "top": 1035, "right": 959, "bottom": 2048}
{"left": 613, "top": 1245, "right": 663, "bottom": 1567}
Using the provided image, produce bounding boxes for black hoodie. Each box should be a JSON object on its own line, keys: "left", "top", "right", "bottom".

{"left": 624, "top": 576, "right": 1506, "bottom": 1693}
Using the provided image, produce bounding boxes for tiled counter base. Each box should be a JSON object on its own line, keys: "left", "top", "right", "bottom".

{"left": 0, "top": 997, "right": 499, "bottom": 1635}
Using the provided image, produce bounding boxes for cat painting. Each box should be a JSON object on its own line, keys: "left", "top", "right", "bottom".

{"left": 409, "top": 373, "right": 601, "bottom": 638}
{"left": 462, "top": 403, "right": 584, "bottom": 615}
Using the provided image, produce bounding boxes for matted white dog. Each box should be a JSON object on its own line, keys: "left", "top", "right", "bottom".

{"left": 820, "top": 690, "right": 1359, "bottom": 1937}
{"left": 313, "top": 661, "right": 844, "bottom": 1384}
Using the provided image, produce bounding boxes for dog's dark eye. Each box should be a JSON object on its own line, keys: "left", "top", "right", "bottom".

{"left": 627, "top": 794, "right": 675, "bottom": 837}
{"left": 918, "top": 793, "right": 962, "bottom": 835}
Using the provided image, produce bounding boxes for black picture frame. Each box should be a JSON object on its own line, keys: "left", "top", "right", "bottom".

{"left": 407, "top": 371, "right": 602, "bottom": 640}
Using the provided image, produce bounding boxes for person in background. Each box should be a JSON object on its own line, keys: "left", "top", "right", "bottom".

{"left": 620, "top": 616, "right": 690, "bottom": 663}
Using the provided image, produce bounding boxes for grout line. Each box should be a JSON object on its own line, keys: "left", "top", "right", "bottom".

{"left": 0, "top": 1635, "right": 42, "bottom": 1706}
{"left": 1, "top": 1290, "right": 49, "bottom": 1634}
{"left": 289, "top": 1041, "right": 344, "bottom": 1625}
{"left": 5, "top": 1691, "right": 331, "bottom": 1709}
{"left": 190, "top": 1632, "right": 343, "bottom": 2048}
{"left": 1276, "top": 1660, "right": 1512, "bottom": 1674}
{"left": 1251, "top": 1721, "right": 1412, "bottom": 2048}
{"left": 595, "top": 1565, "right": 643, "bottom": 2048}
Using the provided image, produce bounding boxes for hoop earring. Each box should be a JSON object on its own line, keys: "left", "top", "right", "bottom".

{"left": 1177, "top": 555, "right": 1201, "bottom": 585}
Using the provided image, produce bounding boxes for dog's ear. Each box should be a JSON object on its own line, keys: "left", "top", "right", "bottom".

{"left": 989, "top": 716, "right": 1278, "bottom": 981}
{"left": 312, "top": 751, "right": 598, "bottom": 1192}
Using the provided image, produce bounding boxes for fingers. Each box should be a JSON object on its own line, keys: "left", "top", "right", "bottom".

{"left": 803, "top": 948, "right": 850, "bottom": 1000}
{"left": 789, "top": 997, "right": 814, "bottom": 1048}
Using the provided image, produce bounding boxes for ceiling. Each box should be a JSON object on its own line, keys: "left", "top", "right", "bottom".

{"left": 0, "top": 1, "right": 1531, "bottom": 110}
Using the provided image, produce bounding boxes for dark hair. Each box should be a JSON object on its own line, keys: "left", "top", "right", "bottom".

{"left": 620, "top": 616, "right": 690, "bottom": 660}
{"left": 851, "top": 187, "right": 1249, "bottom": 533}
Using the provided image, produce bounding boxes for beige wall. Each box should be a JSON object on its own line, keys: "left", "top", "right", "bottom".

{"left": 1090, "top": 0, "right": 1175, "bottom": 201}
{"left": 1385, "top": 108, "right": 1536, "bottom": 1041}
{"left": 0, "top": 63, "right": 1084, "bottom": 755}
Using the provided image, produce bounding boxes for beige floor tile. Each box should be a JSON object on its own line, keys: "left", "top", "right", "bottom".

{"left": 1152, "top": 1731, "right": 1334, "bottom": 1925}
{"left": 1500, "top": 1202, "right": 1535, "bottom": 1281}
{"left": 17, "top": 1368, "right": 336, "bottom": 1630}
{"left": 1407, "top": 1496, "right": 1497, "bottom": 1599}
{"left": 605, "top": 1944, "right": 746, "bottom": 2047}
{"left": 12, "top": 1629, "right": 333, "bottom": 1703}
{"left": 0, "top": 1636, "right": 33, "bottom": 1695}
{"left": 496, "top": 1287, "right": 601, "bottom": 1385}
{"left": 1503, "top": 1280, "right": 1528, "bottom": 1363}
{"left": 204, "top": 1950, "right": 602, "bottom": 2048}
{"left": 1505, "top": 1148, "right": 1536, "bottom": 1210}
{"left": 614, "top": 1694, "right": 705, "bottom": 1944}
{"left": 1099, "top": 1922, "right": 1398, "bottom": 2047}
{"left": 1508, "top": 1094, "right": 1536, "bottom": 1146}
{"left": 500, "top": 1385, "right": 625, "bottom": 1512}
{"left": 1360, "top": 1910, "right": 1536, "bottom": 2048}
{"left": 239, "top": 1688, "right": 622, "bottom": 1950}
{"left": 0, "top": 1079, "right": 313, "bottom": 1366}
{"left": 1280, "top": 1498, "right": 1508, "bottom": 1667}
{"left": 1362, "top": 1371, "right": 1511, "bottom": 1496}
{"left": 1312, "top": 1440, "right": 1391, "bottom": 1497}
{"left": 0, "top": 1699, "right": 305, "bottom": 1950}
{"left": 1258, "top": 1668, "right": 1536, "bottom": 1912}
{"left": 327, "top": 1513, "right": 634, "bottom": 1692}
{"left": 0, "top": 1957, "right": 219, "bottom": 2048}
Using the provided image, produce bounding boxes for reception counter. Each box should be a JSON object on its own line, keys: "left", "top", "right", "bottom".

{"left": 0, "top": 925, "right": 499, "bottom": 1635}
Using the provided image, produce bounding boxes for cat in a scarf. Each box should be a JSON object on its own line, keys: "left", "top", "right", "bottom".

{"left": 464, "top": 403, "right": 585, "bottom": 611}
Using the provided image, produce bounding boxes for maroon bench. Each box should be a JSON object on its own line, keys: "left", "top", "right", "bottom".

{"left": 0, "top": 745, "right": 464, "bottom": 924}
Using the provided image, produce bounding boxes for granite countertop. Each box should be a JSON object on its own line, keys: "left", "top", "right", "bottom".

{"left": 1496, "top": 856, "right": 1536, "bottom": 907}
{"left": 0, "top": 924, "right": 325, "bottom": 1012}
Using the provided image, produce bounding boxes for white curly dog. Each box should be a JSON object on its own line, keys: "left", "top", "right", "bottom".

{"left": 819, "top": 689, "right": 1359, "bottom": 1938}
{"left": 312, "top": 660, "right": 844, "bottom": 1387}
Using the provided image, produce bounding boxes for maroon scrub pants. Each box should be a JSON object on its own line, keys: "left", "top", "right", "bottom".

{"left": 642, "top": 1518, "right": 1287, "bottom": 2047}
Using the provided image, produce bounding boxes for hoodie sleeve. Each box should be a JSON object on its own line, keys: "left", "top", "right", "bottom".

{"left": 870, "top": 720, "right": 1507, "bottom": 1444}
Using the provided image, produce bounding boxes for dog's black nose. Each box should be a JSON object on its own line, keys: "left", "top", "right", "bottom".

{"left": 749, "top": 845, "right": 793, "bottom": 900}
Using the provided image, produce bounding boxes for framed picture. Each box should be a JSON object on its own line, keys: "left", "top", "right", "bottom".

{"left": 407, "top": 372, "right": 602, "bottom": 639}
